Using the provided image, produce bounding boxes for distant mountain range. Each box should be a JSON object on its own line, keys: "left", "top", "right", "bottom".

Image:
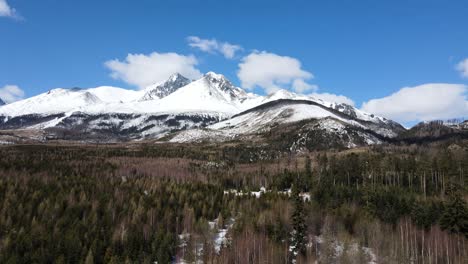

{"left": 0, "top": 72, "right": 466, "bottom": 148}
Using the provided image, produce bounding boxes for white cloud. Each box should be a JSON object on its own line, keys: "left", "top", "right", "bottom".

{"left": 220, "top": 43, "right": 242, "bottom": 59}
{"left": 0, "top": 85, "right": 25, "bottom": 103}
{"left": 309, "top": 92, "right": 355, "bottom": 106}
{"left": 456, "top": 58, "right": 468, "bottom": 78}
{"left": 187, "top": 36, "right": 218, "bottom": 53}
{"left": 361, "top": 83, "right": 468, "bottom": 123}
{"left": 0, "top": 0, "right": 19, "bottom": 19}
{"left": 237, "top": 51, "right": 315, "bottom": 94}
{"left": 293, "top": 79, "right": 318, "bottom": 93}
{"left": 105, "top": 52, "right": 202, "bottom": 89}
{"left": 187, "top": 36, "right": 242, "bottom": 59}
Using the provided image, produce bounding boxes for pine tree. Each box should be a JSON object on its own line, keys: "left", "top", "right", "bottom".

{"left": 440, "top": 185, "right": 468, "bottom": 236}
{"left": 289, "top": 181, "right": 307, "bottom": 263}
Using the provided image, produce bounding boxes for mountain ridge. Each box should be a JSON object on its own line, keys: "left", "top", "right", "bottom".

{"left": 139, "top": 73, "right": 191, "bottom": 101}
{"left": 169, "top": 99, "right": 405, "bottom": 144}
{"left": 0, "top": 72, "right": 417, "bottom": 148}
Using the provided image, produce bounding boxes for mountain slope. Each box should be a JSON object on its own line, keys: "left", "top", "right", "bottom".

{"left": 151, "top": 72, "right": 254, "bottom": 114}
{"left": 170, "top": 99, "right": 405, "bottom": 147}
{"left": 0, "top": 72, "right": 258, "bottom": 117}
{"left": 87, "top": 86, "right": 143, "bottom": 103}
{"left": 0, "top": 72, "right": 256, "bottom": 140}
{"left": 0, "top": 88, "right": 103, "bottom": 116}
{"left": 396, "top": 120, "right": 468, "bottom": 144}
{"left": 0, "top": 98, "right": 5, "bottom": 106}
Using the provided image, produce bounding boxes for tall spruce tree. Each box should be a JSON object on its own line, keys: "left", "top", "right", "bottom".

{"left": 440, "top": 185, "right": 468, "bottom": 237}
{"left": 289, "top": 181, "right": 307, "bottom": 262}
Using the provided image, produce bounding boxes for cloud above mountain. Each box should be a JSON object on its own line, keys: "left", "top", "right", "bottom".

{"left": 237, "top": 51, "right": 316, "bottom": 94}
{"left": 0, "top": 85, "right": 25, "bottom": 103}
{"left": 187, "top": 36, "right": 242, "bottom": 59}
{"left": 0, "top": 0, "right": 20, "bottom": 19}
{"left": 105, "top": 52, "right": 202, "bottom": 89}
{"left": 310, "top": 92, "right": 355, "bottom": 106}
{"left": 456, "top": 58, "right": 468, "bottom": 78}
{"left": 361, "top": 83, "right": 468, "bottom": 123}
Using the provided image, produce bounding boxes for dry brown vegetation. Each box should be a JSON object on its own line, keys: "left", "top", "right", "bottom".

{"left": 0, "top": 140, "right": 466, "bottom": 263}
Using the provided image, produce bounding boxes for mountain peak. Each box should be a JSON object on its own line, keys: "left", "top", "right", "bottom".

{"left": 0, "top": 97, "right": 5, "bottom": 106}
{"left": 168, "top": 72, "right": 186, "bottom": 82}
{"left": 204, "top": 71, "right": 225, "bottom": 79}
{"left": 140, "top": 73, "right": 191, "bottom": 101}
{"left": 202, "top": 71, "right": 247, "bottom": 100}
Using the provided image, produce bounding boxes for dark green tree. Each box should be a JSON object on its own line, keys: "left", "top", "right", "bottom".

{"left": 289, "top": 181, "right": 307, "bottom": 262}
{"left": 440, "top": 185, "right": 468, "bottom": 237}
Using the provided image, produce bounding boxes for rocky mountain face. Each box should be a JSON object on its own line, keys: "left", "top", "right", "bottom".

{"left": 396, "top": 120, "right": 468, "bottom": 144}
{"left": 203, "top": 72, "right": 248, "bottom": 100}
{"left": 0, "top": 98, "right": 5, "bottom": 106}
{"left": 140, "top": 73, "right": 192, "bottom": 101}
{"left": 46, "top": 112, "right": 224, "bottom": 141}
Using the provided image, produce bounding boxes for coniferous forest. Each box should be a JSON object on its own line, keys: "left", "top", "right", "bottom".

{"left": 0, "top": 141, "right": 467, "bottom": 263}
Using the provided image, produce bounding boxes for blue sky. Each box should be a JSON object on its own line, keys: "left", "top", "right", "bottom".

{"left": 0, "top": 0, "right": 467, "bottom": 124}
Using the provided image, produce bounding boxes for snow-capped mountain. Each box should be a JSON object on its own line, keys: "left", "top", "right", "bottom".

{"left": 0, "top": 72, "right": 258, "bottom": 117}
{"left": 0, "top": 88, "right": 103, "bottom": 116}
{"left": 151, "top": 72, "right": 258, "bottom": 114}
{"left": 170, "top": 99, "right": 405, "bottom": 146}
{"left": 0, "top": 71, "right": 406, "bottom": 146}
{"left": 0, "top": 98, "right": 5, "bottom": 106}
{"left": 140, "top": 73, "right": 191, "bottom": 101}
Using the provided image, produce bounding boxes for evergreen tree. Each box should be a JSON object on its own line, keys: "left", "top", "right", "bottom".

{"left": 440, "top": 185, "right": 468, "bottom": 237}
{"left": 289, "top": 181, "right": 307, "bottom": 262}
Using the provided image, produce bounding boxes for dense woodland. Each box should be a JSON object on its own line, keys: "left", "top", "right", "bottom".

{"left": 0, "top": 140, "right": 467, "bottom": 263}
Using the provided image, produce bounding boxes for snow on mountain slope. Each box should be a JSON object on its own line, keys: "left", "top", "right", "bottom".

{"left": 70, "top": 72, "right": 259, "bottom": 115}
{"left": 0, "top": 88, "right": 103, "bottom": 116}
{"left": 170, "top": 99, "right": 403, "bottom": 143}
{"left": 43, "top": 112, "right": 225, "bottom": 141}
{"left": 87, "top": 86, "right": 143, "bottom": 103}
{"left": 140, "top": 73, "right": 191, "bottom": 101}
{"left": 0, "top": 86, "right": 144, "bottom": 117}
{"left": 210, "top": 101, "right": 354, "bottom": 133}
{"left": 258, "top": 90, "right": 392, "bottom": 125}
{"left": 0, "top": 72, "right": 259, "bottom": 117}
{"left": 152, "top": 72, "right": 255, "bottom": 114}
{"left": 216, "top": 93, "right": 399, "bottom": 134}
{"left": 169, "top": 100, "right": 354, "bottom": 143}
{"left": 154, "top": 72, "right": 258, "bottom": 113}
{"left": 0, "top": 72, "right": 388, "bottom": 124}
{"left": 265, "top": 89, "right": 308, "bottom": 101}
{"left": 170, "top": 100, "right": 354, "bottom": 143}
{"left": 0, "top": 71, "right": 405, "bottom": 144}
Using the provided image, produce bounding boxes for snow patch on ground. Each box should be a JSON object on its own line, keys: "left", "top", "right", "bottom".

{"left": 175, "top": 217, "right": 235, "bottom": 263}
{"left": 170, "top": 129, "right": 235, "bottom": 143}
{"left": 312, "top": 235, "right": 378, "bottom": 264}
{"left": 224, "top": 187, "right": 311, "bottom": 202}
